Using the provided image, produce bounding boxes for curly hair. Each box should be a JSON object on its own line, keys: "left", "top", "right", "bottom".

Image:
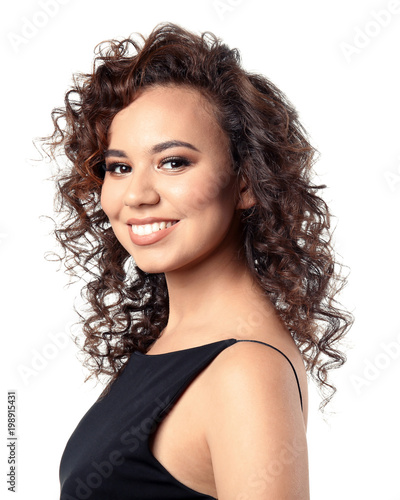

{"left": 42, "top": 22, "right": 353, "bottom": 411}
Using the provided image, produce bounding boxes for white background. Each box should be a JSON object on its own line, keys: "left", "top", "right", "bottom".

{"left": 1, "top": 0, "right": 400, "bottom": 498}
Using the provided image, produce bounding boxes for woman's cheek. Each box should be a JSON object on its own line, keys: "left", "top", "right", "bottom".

{"left": 182, "top": 177, "right": 232, "bottom": 215}
{"left": 100, "top": 182, "right": 120, "bottom": 220}
{"left": 100, "top": 184, "right": 111, "bottom": 216}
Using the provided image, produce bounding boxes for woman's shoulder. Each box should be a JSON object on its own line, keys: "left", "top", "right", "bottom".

{"left": 213, "top": 335, "right": 305, "bottom": 402}
{"left": 201, "top": 325, "right": 309, "bottom": 425}
{"left": 198, "top": 334, "right": 310, "bottom": 498}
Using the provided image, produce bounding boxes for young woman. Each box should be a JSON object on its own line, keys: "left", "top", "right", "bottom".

{"left": 46, "top": 23, "right": 353, "bottom": 500}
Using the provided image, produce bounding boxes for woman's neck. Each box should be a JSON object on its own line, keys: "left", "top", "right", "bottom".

{"left": 162, "top": 249, "right": 262, "bottom": 341}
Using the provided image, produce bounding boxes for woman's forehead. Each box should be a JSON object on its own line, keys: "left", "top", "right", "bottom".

{"left": 108, "top": 85, "right": 229, "bottom": 151}
{"left": 116, "top": 85, "right": 215, "bottom": 120}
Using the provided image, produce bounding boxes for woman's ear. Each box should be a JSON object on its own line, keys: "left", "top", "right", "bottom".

{"left": 236, "top": 177, "right": 256, "bottom": 210}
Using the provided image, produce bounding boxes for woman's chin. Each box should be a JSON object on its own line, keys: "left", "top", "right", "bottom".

{"left": 133, "top": 257, "right": 196, "bottom": 275}
{"left": 133, "top": 259, "right": 177, "bottom": 275}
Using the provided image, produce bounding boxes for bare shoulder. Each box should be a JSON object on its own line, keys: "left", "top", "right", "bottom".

{"left": 205, "top": 340, "right": 306, "bottom": 425}
{"left": 201, "top": 341, "right": 310, "bottom": 499}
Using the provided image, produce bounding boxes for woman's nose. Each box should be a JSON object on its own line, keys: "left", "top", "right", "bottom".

{"left": 123, "top": 169, "right": 160, "bottom": 207}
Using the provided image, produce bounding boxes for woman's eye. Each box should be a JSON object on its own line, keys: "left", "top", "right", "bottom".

{"left": 104, "top": 163, "right": 132, "bottom": 175}
{"left": 159, "top": 157, "right": 192, "bottom": 170}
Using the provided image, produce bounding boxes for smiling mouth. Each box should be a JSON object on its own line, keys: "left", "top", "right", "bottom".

{"left": 130, "top": 220, "right": 179, "bottom": 235}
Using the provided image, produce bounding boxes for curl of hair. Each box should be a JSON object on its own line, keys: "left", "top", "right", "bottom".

{"left": 41, "top": 22, "right": 353, "bottom": 411}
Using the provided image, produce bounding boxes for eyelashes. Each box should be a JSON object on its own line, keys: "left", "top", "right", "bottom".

{"left": 159, "top": 156, "right": 192, "bottom": 170}
{"left": 103, "top": 156, "right": 192, "bottom": 175}
{"left": 103, "top": 162, "right": 131, "bottom": 175}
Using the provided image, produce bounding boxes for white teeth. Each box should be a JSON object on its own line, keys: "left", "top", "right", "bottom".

{"left": 131, "top": 220, "right": 178, "bottom": 235}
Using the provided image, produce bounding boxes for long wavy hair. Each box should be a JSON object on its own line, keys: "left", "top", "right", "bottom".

{"left": 42, "top": 22, "right": 353, "bottom": 410}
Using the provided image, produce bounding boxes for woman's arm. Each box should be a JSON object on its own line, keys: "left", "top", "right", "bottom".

{"left": 204, "top": 342, "right": 309, "bottom": 500}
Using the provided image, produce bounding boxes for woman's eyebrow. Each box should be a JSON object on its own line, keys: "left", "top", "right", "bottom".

{"left": 104, "top": 149, "right": 128, "bottom": 159}
{"left": 104, "top": 141, "right": 200, "bottom": 159}
{"left": 150, "top": 140, "right": 200, "bottom": 154}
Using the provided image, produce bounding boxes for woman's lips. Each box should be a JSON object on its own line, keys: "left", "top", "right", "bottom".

{"left": 128, "top": 220, "right": 180, "bottom": 246}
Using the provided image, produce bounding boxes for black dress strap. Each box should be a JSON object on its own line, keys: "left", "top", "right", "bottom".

{"left": 235, "top": 339, "right": 303, "bottom": 412}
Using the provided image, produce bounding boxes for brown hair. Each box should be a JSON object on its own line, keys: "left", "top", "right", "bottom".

{"left": 43, "top": 22, "right": 353, "bottom": 411}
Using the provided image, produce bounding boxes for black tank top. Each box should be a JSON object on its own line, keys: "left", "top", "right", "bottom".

{"left": 59, "top": 338, "right": 303, "bottom": 499}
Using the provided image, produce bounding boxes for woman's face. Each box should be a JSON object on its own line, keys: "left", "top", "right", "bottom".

{"left": 101, "top": 85, "right": 243, "bottom": 274}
